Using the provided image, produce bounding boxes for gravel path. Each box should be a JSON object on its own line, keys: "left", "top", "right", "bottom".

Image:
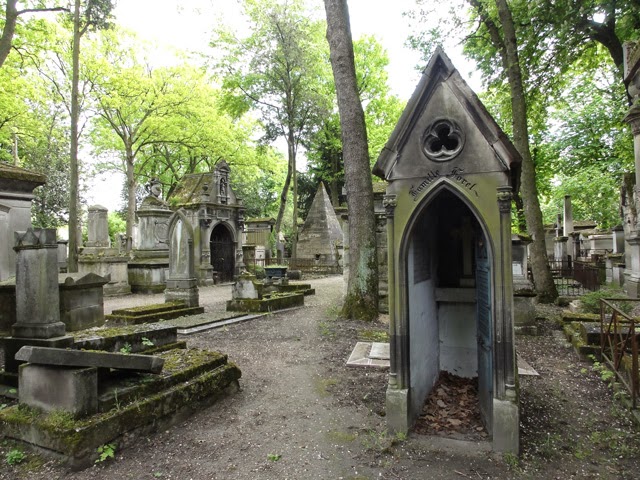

{"left": 2, "top": 277, "right": 640, "bottom": 479}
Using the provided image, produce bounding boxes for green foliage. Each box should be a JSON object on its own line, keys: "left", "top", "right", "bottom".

{"left": 119, "top": 343, "right": 132, "bottom": 354}
{"left": 95, "top": 443, "right": 115, "bottom": 463}
{"left": 592, "top": 361, "right": 616, "bottom": 383}
{"left": 107, "top": 211, "right": 126, "bottom": 246}
{"left": 406, "top": 1, "right": 637, "bottom": 232}
{"left": 212, "top": 0, "right": 331, "bottom": 237}
{"left": 359, "top": 329, "right": 389, "bottom": 342}
{"left": 266, "top": 453, "right": 281, "bottom": 462}
{"left": 141, "top": 337, "right": 154, "bottom": 347}
{"left": 503, "top": 452, "right": 519, "bottom": 471}
{"left": 5, "top": 448, "right": 26, "bottom": 466}
{"left": 579, "top": 287, "right": 632, "bottom": 314}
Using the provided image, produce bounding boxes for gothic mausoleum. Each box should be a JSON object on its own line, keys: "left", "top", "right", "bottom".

{"left": 373, "top": 49, "right": 521, "bottom": 453}
{"left": 170, "top": 161, "right": 245, "bottom": 285}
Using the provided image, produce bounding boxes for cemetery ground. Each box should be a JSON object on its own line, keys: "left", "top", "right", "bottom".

{"left": 1, "top": 276, "right": 640, "bottom": 479}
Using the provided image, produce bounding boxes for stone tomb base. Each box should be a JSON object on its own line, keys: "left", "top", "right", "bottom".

{"left": 1, "top": 348, "right": 241, "bottom": 469}
{"left": 19, "top": 364, "right": 98, "bottom": 418}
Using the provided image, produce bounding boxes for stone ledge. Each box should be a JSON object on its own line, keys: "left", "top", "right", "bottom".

{"left": 226, "top": 293, "right": 304, "bottom": 312}
{"left": 106, "top": 303, "right": 204, "bottom": 325}
{"left": 73, "top": 324, "right": 178, "bottom": 354}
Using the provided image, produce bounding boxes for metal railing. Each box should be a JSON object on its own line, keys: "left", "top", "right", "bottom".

{"left": 600, "top": 298, "right": 640, "bottom": 408}
{"left": 542, "top": 259, "right": 607, "bottom": 295}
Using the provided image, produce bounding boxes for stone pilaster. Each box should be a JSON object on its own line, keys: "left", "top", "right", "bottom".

{"left": 383, "top": 194, "right": 398, "bottom": 389}
{"left": 496, "top": 187, "right": 516, "bottom": 396}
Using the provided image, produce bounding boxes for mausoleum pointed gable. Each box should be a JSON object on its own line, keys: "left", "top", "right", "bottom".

{"left": 372, "top": 47, "right": 521, "bottom": 193}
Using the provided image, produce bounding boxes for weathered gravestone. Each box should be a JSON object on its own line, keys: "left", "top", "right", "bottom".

{"left": 16, "top": 346, "right": 164, "bottom": 418}
{"left": 164, "top": 210, "right": 199, "bottom": 308}
{"left": 372, "top": 48, "right": 520, "bottom": 453}
{"left": 2, "top": 228, "right": 73, "bottom": 374}
{"left": 78, "top": 204, "right": 131, "bottom": 296}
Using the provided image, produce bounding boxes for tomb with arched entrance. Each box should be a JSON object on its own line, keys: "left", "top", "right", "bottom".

{"left": 169, "top": 161, "right": 245, "bottom": 285}
{"left": 373, "top": 48, "right": 520, "bottom": 453}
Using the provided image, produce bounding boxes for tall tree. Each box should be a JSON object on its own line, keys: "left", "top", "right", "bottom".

{"left": 481, "top": 0, "right": 558, "bottom": 301}
{"left": 305, "top": 35, "right": 404, "bottom": 208}
{"left": 213, "top": 0, "right": 329, "bottom": 259}
{"left": 324, "top": 0, "right": 378, "bottom": 319}
{"left": 68, "top": 0, "right": 113, "bottom": 271}
{"left": 87, "top": 32, "right": 201, "bottom": 245}
{"left": 408, "top": 0, "right": 559, "bottom": 301}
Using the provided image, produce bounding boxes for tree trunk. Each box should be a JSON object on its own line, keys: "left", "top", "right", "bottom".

{"left": 495, "top": 0, "right": 558, "bottom": 302}
{"left": 125, "top": 144, "right": 136, "bottom": 252}
{"left": 324, "top": 0, "right": 378, "bottom": 320}
{"left": 289, "top": 129, "right": 298, "bottom": 261}
{"left": 274, "top": 154, "right": 293, "bottom": 257}
{"left": 67, "top": 0, "right": 81, "bottom": 273}
{"left": 0, "top": 0, "right": 18, "bottom": 70}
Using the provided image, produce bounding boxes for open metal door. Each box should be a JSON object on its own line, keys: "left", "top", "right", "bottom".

{"left": 475, "top": 235, "right": 493, "bottom": 433}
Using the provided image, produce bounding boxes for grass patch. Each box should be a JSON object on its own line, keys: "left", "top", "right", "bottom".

{"left": 326, "top": 429, "right": 357, "bottom": 444}
{"left": 314, "top": 377, "right": 338, "bottom": 397}
{"left": 359, "top": 329, "right": 389, "bottom": 343}
{"left": 318, "top": 319, "right": 337, "bottom": 339}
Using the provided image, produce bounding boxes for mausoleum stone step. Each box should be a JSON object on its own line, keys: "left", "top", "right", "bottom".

{"left": 73, "top": 324, "right": 178, "bottom": 354}
{"left": 106, "top": 303, "right": 205, "bottom": 325}
{"left": 110, "top": 300, "right": 187, "bottom": 317}
{"left": 96, "top": 348, "right": 230, "bottom": 411}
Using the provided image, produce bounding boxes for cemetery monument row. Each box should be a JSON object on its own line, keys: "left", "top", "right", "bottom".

{"left": 373, "top": 48, "right": 520, "bottom": 453}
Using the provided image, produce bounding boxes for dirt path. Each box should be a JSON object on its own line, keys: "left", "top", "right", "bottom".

{"left": 2, "top": 276, "right": 640, "bottom": 479}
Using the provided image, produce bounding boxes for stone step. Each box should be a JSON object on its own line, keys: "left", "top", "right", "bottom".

{"left": 110, "top": 301, "right": 186, "bottom": 317}
{"left": 73, "top": 324, "right": 178, "bottom": 354}
{"left": 96, "top": 348, "right": 228, "bottom": 411}
{"left": 106, "top": 306, "right": 205, "bottom": 325}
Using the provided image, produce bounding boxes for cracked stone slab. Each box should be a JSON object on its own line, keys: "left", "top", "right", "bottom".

{"left": 369, "top": 342, "right": 390, "bottom": 360}
{"left": 346, "top": 342, "right": 390, "bottom": 368}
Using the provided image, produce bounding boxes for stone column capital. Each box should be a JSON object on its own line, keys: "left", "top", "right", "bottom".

{"left": 383, "top": 194, "right": 397, "bottom": 217}
{"left": 624, "top": 102, "right": 640, "bottom": 135}
{"left": 496, "top": 186, "right": 512, "bottom": 213}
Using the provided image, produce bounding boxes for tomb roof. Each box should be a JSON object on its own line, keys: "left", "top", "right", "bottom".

{"left": 0, "top": 162, "right": 46, "bottom": 191}
{"left": 373, "top": 47, "right": 521, "bottom": 192}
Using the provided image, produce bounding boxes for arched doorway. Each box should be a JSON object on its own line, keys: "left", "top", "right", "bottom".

{"left": 404, "top": 188, "right": 493, "bottom": 433}
{"left": 210, "top": 224, "right": 235, "bottom": 282}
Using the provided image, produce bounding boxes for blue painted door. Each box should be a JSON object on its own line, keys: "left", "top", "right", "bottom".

{"left": 475, "top": 236, "right": 493, "bottom": 432}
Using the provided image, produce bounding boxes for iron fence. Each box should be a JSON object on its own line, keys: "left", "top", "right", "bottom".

{"left": 539, "top": 259, "right": 608, "bottom": 296}
{"left": 243, "top": 256, "right": 342, "bottom": 275}
{"left": 600, "top": 298, "right": 640, "bottom": 408}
